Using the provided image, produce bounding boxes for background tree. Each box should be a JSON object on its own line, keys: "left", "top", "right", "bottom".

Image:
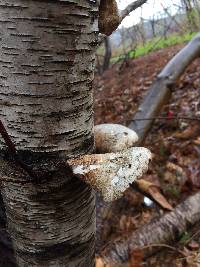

{"left": 181, "top": 0, "right": 198, "bottom": 31}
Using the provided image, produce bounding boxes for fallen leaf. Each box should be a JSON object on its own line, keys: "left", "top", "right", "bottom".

{"left": 165, "top": 162, "right": 187, "bottom": 186}
{"left": 149, "top": 186, "right": 174, "bottom": 211}
{"left": 96, "top": 257, "right": 105, "bottom": 267}
{"left": 96, "top": 257, "right": 129, "bottom": 267}
{"left": 193, "top": 136, "right": 200, "bottom": 146}
{"left": 174, "top": 125, "right": 200, "bottom": 139}
{"left": 129, "top": 249, "right": 143, "bottom": 267}
{"left": 144, "top": 174, "right": 161, "bottom": 187}
{"left": 137, "top": 180, "right": 174, "bottom": 211}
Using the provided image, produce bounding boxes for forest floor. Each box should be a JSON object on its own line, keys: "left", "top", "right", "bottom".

{"left": 94, "top": 43, "right": 200, "bottom": 267}
{"left": 0, "top": 43, "right": 199, "bottom": 267}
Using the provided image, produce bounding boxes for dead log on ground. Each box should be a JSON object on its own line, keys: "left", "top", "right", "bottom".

{"left": 100, "top": 191, "right": 200, "bottom": 264}
{"left": 129, "top": 32, "right": 200, "bottom": 143}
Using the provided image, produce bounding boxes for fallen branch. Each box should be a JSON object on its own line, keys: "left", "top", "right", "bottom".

{"left": 100, "top": 191, "right": 200, "bottom": 264}
{"left": 129, "top": 32, "right": 200, "bottom": 143}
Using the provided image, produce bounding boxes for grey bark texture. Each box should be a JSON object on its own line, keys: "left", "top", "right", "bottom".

{"left": 0, "top": 0, "right": 100, "bottom": 266}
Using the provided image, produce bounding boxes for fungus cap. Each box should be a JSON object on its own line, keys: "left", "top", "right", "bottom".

{"left": 94, "top": 124, "right": 139, "bottom": 153}
{"left": 68, "top": 147, "right": 151, "bottom": 202}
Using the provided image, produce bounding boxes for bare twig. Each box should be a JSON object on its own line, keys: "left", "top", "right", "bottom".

{"left": 120, "top": 0, "right": 148, "bottom": 22}
{"left": 141, "top": 243, "right": 186, "bottom": 257}
{"left": 130, "top": 116, "right": 200, "bottom": 122}
{"left": 0, "top": 120, "right": 16, "bottom": 155}
{"left": 0, "top": 119, "right": 35, "bottom": 178}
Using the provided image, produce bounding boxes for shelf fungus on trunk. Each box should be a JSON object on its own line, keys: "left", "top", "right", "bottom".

{"left": 67, "top": 147, "right": 151, "bottom": 202}
{"left": 94, "top": 124, "right": 139, "bottom": 153}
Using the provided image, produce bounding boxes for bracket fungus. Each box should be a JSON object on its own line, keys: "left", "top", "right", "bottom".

{"left": 94, "top": 124, "right": 139, "bottom": 153}
{"left": 67, "top": 147, "right": 151, "bottom": 202}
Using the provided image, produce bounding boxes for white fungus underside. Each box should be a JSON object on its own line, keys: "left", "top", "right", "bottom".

{"left": 70, "top": 147, "right": 151, "bottom": 202}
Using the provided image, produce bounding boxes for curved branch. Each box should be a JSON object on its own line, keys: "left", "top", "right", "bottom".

{"left": 158, "top": 33, "right": 200, "bottom": 81}
{"left": 99, "top": 0, "right": 147, "bottom": 36}
{"left": 120, "top": 0, "right": 148, "bottom": 22}
{"left": 129, "top": 32, "right": 200, "bottom": 143}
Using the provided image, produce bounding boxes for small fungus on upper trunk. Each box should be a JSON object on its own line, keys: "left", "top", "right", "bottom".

{"left": 67, "top": 147, "right": 151, "bottom": 202}
{"left": 98, "top": 0, "right": 120, "bottom": 36}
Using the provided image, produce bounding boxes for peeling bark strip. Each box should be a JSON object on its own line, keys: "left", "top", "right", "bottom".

{"left": 0, "top": 0, "right": 100, "bottom": 266}
{"left": 101, "top": 192, "right": 200, "bottom": 264}
{"left": 0, "top": 0, "right": 99, "bottom": 154}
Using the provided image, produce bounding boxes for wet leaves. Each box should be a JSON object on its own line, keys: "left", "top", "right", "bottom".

{"left": 174, "top": 124, "right": 200, "bottom": 139}
{"left": 129, "top": 249, "right": 144, "bottom": 267}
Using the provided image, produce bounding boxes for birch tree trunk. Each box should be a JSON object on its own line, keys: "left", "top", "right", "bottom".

{"left": 0, "top": 0, "right": 99, "bottom": 266}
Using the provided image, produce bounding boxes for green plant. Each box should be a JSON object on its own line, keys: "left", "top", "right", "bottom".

{"left": 111, "top": 32, "right": 197, "bottom": 63}
{"left": 179, "top": 231, "right": 191, "bottom": 245}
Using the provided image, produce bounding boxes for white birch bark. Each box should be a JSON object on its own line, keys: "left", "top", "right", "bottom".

{"left": 0, "top": 0, "right": 99, "bottom": 155}
{"left": 0, "top": 0, "right": 100, "bottom": 266}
